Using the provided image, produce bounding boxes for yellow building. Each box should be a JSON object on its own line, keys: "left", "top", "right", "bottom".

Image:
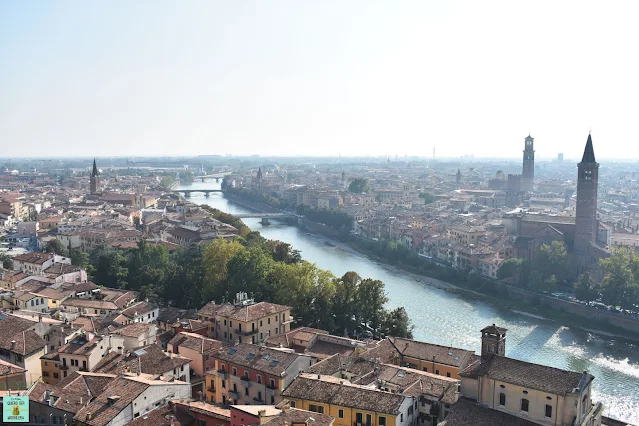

{"left": 40, "top": 352, "right": 62, "bottom": 385}
{"left": 459, "top": 325, "right": 603, "bottom": 426}
{"left": 198, "top": 296, "right": 293, "bottom": 345}
{"left": 362, "top": 337, "right": 475, "bottom": 380}
{"left": 281, "top": 375, "right": 417, "bottom": 426}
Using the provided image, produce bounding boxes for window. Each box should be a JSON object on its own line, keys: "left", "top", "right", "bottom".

{"left": 269, "top": 379, "right": 275, "bottom": 388}
{"left": 268, "top": 318, "right": 271, "bottom": 324}
{"left": 545, "top": 404, "right": 552, "bottom": 418}
{"left": 199, "top": 420, "right": 207, "bottom": 426}
{"left": 309, "top": 404, "right": 317, "bottom": 412}
{"left": 521, "top": 399, "right": 529, "bottom": 412}
{"left": 258, "top": 391, "right": 262, "bottom": 401}
{"left": 338, "top": 409, "right": 344, "bottom": 419}
{"left": 232, "top": 367, "right": 237, "bottom": 376}
{"left": 260, "top": 320, "right": 263, "bottom": 326}
{"left": 43, "top": 371, "right": 50, "bottom": 377}
{"left": 245, "top": 387, "right": 249, "bottom": 396}
{"left": 400, "top": 414, "right": 403, "bottom": 422}
{"left": 379, "top": 417, "right": 386, "bottom": 426}
{"left": 365, "top": 414, "right": 371, "bottom": 425}
{"left": 230, "top": 321, "right": 233, "bottom": 327}
{"left": 435, "top": 369, "right": 439, "bottom": 375}
{"left": 257, "top": 375, "right": 262, "bottom": 384}
{"left": 222, "top": 380, "right": 226, "bottom": 389}
{"left": 422, "top": 367, "right": 427, "bottom": 372}
{"left": 447, "top": 372, "right": 451, "bottom": 378}
{"left": 53, "top": 373, "right": 59, "bottom": 379}
{"left": 290, "top": 401, "right": 296, "bottom": 408}
{"left": 499, "top": 393, "right": 506, "bottom": 406}
{"left": 224, "top": 320, "right": 227, "bottom": 325}
{"left": 356, "top": 413, "right": 363, "bottom": 424}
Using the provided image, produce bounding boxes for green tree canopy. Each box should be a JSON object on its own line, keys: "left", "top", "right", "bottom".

{"left": 599, "top": 247, "right": 639, "bottom": 308}
{"left": 44, "top": 239, "right": 68, "bottom": 256}
{"left": 574, "top": 272, "right": 599, "bottom": 302}
{"left": 348, "top": 178, "right": 371, "bottom": 194}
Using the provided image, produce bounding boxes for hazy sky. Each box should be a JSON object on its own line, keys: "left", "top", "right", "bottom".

{"left": 1, "top": 1, "right": 638, "bottom": 159}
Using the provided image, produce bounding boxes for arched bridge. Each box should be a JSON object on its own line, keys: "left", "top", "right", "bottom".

{"left": 173, "top": 189, "right": 223, "bottom": 197}
{"left": 193, "top": 172, "right": 232, "bottom": 182}
{"left": 233, "top": 213, "right": 298, "bottom": 219}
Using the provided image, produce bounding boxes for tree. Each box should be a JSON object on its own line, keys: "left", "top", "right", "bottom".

{"left": 574, "top": 272, "right": 599, "bottom": 302}
{"left": 0, "top": 252, "right": 12, "bottom": 269}
{"left": 70, "top": 249, "right": 89, "bottom": 268}
{"left": 497, "top": 258, "right": 524, "bottom": 281}
{"left": 226, "top": 246, "right": 275, "bottom": 301}
{"left": 599, "top": 247, "right": 639, "bottom": 308}
{"left": 532, "top": 242, "right": 568, "bottom": 284}
{"left": 348, "top": 178, "right": 371, "bottom": 194}
{"left": 356, "top": 278, "right": 388, "bottom": 332}
{"left": 380, "top": 307, "right": 413, "bottom": 338}
{"left": 203, "top": 238, "right": 246, "bottom": 301}
{"left": 333, "top": 272, "right": 361, "bottom": 334}
{"left": 44, "top": 239, "right": 68, "bottom": 256}
{"left": 273, "top": 242, "right": 302, "bottom": 264}
{"left": 419, "top": 192, "right": 436, "bottom": 204}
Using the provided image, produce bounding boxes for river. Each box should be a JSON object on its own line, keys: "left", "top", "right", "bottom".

{"left": 180, "top": 180, "right": 639, "bottom": 423}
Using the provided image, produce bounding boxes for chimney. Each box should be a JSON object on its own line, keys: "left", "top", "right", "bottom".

{"left": 86, "top": 413, "right": 92, "bottom": 421}
{"left": 258, "top": 410, "right": 266, "bottom": 418}
{"left": 10, "top": 340, "right": 16, "bottom": 349}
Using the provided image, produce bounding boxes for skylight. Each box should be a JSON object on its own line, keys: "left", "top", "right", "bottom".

{"left": 134, "top": 349, "right": 146, "bottom": 357}
{"left": 269, "top": 360, "right": 280, "bottom": 367}
{"left": 262, "top": 354, "right": 271, "bottom": 360}
{"left": 247, "top": 353, "right": 256, "bottom": 360}
{"left": 227, "top": 348, "right": 237, "bottom": 355}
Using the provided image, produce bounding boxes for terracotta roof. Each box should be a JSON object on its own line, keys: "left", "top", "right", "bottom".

{"left": 92, "top": 344, "right": 190, "bottom": 376}
{"left": 169, "top": 332, "right": 223, "bottom": 354}
{"left": 460, "top": 355, "right": 592, "bottom": 395}
{"left": 58, "top": 334, "right": 100, "bottom": 355}
{"left": 198, "top": 301, "right": 220, "bottom": 318}
{"left": 308, "top": 356, "right": 459, "bottom": 404}
{"left": 11, "top": 252, "right": 54, "bottom": 265}
{"left": 215, "top": 301, "right": 291, "bottom": 322}
{"left": 263, "top": 408, "right": 335, "bottom": 426}
{"left": 387, "top": 337, "right": 474, "bottom": 369}
{"left": 112, "top": 322, "right": 154, "bottom": 338}
{"left": 127, "top": 404, "right": 193, "bottom": 426}
{"left": 74, "top": 376, "right": 149, "bottom": 426}
{"left": 281, "top": 376, "right": 406, "bottom": 415}
{"left": 29, "top": 372, "right": 116, "bottom": 415}
{"left": 214, "top": 343, "right": 306, "bottom": 375}
{"left": 61, "top": 298, "right": 119, "bottom": 311}
{"left": 441, "top": 398, "right": 539, "bottom": 426}
{"left": 0, "top": 315, "right": 46, "bottom": 355}
{"left": 121, "top": 301, "right": 157, "bottom": 318}
{"left": 44, "top": 263, "right": 82, "bottom": 275}
{"left": 0, "top": 358, "right": 26, "bottom": 376}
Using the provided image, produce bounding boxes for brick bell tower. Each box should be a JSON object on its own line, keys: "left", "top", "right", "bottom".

{"left": 522, "top": 134, "right": 535, "bottom": 192}
{"left": 575, "top": 133, "right": 599, "bottom": 275}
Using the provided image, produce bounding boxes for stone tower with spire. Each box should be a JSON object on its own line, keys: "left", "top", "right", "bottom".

{"left": 522, "top": 134, "right": 535, "bottom": 192}
{"left": 456, "top": 169, "right": 462, "bottom": 185}
{"left": 575, "top": 134, "right": 599, "bottom": 274}
{"left": 90, "top": 159, "right": 100, "bottom": 195}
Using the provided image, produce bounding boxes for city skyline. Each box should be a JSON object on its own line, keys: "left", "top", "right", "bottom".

{"left": 2, "top": 1, "right": 639, "bottom": 159}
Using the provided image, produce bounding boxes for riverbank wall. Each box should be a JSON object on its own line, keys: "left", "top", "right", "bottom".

{"left": 221, "top": 192, "right": 282, "bottom": 213}
{"left": 217, "top": 191, "right": 639, "bottom": 338}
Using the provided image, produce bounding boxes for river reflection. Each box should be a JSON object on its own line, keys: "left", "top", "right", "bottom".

{"left": 180, "top": 182, "right": 639, "bottom": 423}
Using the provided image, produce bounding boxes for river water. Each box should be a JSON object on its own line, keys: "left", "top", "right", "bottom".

{"left": 180, "top": 181, "right": 639, "bottom": 423}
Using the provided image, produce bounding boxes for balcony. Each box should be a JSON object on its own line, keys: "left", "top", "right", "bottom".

{"left": 207, "top": 386, "right": 216, "bottom": 393}
{"left": 217, "top": 370, "right": 228, "bottom": 379}
{"left": 229, "top": 390, "right": 240, "bottom": 400}
{"left": 60, "top": 364, "right": 69, "bottom": 370}
{"left": 240, "top": 377, "right": 251, "bottom": 387}
{"left": 266, "top": 385, "right": 277, "bottom": 396}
